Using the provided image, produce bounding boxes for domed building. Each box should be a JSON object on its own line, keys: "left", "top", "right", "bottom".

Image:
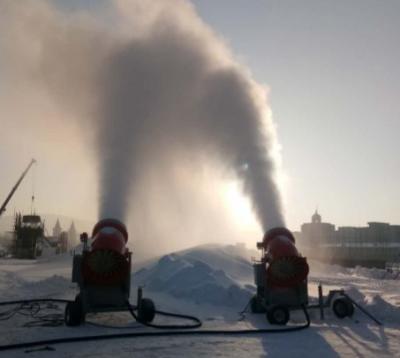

{"left": 301, "top": 210, "right": 335, "bottom": 246}
{"left": 311, "top": 210, "right": 321, "bottom": 224}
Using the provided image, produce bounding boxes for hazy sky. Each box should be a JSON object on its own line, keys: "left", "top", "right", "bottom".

{"left": 191, "top": 0, "right": 400, "bottom": 229}
{"left": 1, "top": 0, "right": 399, "bottom": 231}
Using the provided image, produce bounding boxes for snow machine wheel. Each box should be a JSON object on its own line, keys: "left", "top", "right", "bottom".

{"left": 250, "top": 296, "right": 265, "bottom": 313}
{"left": 65, "top": 296, "right": 85, "bottom": 326}
{"left": 332, "top": 297, "right": 354, "bottom": 319}
{"left": 138, "top": 298, "right": 156, "bottom": 323}
{"left": 266, "top": 305, "right": 290, "bottom": 325}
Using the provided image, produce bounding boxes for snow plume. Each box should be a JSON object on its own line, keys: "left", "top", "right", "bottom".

{"left": 98, "top": 1, "right": 285, "bottom": 229}
{"left": 0, "top": 0, "right": 284, "bottom": 252}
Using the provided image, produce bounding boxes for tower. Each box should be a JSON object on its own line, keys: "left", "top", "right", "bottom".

{"left": 68, "top": 221, "right": 78, "bottom": 247}
{"left": 311, "top": 209, "right": 321, "bottom": 224}
{"left": 53, "top": 218, "right": 62, "bottom": 238}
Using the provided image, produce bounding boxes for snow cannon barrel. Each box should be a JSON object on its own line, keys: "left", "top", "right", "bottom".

{"left": 82, "top": 219, "right": 130, "bottom": 285}
{"left": 257, "top": 227, "right": 309, "bottom": 288}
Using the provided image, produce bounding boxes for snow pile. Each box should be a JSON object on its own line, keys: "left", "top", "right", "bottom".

{"left": 308, "top": 260, "right": 348, "bottom": 277}
{"left": 134, "top": 245, "right": 254, "bottom": 307}
{"left": 309, "top": 260, "right": 399, "bottom": 280}
{"left": 365, "top": 294, "right": 400, "bottom": 324}
{"left": 180, "top": 244, "right": 254, "bottom": 281}
{"left": 21, "top": 275, "right": 72, "bottom": 297}
{"left": 350, "top": 265, "right": 399, "bottom": 280}
{"left": 0, "top": 243, "right": 400, "bottom": 356}
{"left": 345, "top": 287, "right": 400, "bottom": 324}
{"left": 0, "top": 270, "right": 71, "bottom": 300}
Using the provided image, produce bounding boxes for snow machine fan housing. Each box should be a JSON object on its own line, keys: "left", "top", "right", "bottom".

{"left": 81, "top": 218, "right": 130, "bottom": 285}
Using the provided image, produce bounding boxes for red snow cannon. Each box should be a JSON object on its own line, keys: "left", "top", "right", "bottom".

{"left": 257, "top": 227, "right": 309, "bottom": 288}
{"left": 81, "top": 218, "right": 130, "bottom": 285}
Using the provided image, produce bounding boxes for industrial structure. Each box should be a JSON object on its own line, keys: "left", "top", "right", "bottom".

{"left": 13, "top": 214, "right": 44, "bottom": 259}
{"left": 11, "top": 215, "right": 77, "bottom": 259}
{"left": 0, "top": 157, "right": 78, "bottom": 258}
{"left": 294, "top": 211, "right": 400, "bottom": 268}
{"left": 0, "top": 159, "right": 36, "bottom": 218}
{"left": 0, "top": 159, "right": 43, "bottom": 259}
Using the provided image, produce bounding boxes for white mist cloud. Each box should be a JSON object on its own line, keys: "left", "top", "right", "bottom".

{"left": 0, "top": 0, "right": 285, "bottom": 256}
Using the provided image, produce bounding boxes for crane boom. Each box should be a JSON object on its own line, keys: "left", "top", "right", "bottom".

{"left": 0, "top": 159, "right": 37, "bottom": 217}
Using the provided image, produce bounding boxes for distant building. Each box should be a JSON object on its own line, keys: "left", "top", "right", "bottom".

{"left": 58, "top": 231, "right": 69, "bottom": 253}
{"left": 50, "top": 218, "right": 77, "bottom": 254}
{"left": 296, "top": 212, "right": 400, "bottom": 268}
{"left": 300, "top": 210, "right": 335, "bottom": 245}
{"left": 53, "top": 219, "right": 62, "bottom": 238}
{"left": 68, "top": 221, "right": 78, "bottom": 247}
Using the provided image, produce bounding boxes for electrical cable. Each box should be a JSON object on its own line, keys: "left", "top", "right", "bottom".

{"left": 0, "top": 306, "right": 19, "bottom": 321}
{"left": 126, "top": 301, "right": 202, "bottom": 329}
{"left": 0, "top": 300, "right": 310, "bottom": 352}
{"left": 0, "top": 298, "right": 71, "bottom": 307}
{"left": 0, "top": 299, "right": 70, "bottom": 328}
{"left": 0, "top": 298, "right": 202, "bottom": 330}
{"left": 85, "top": 321, "right": 142, "bottom": 330}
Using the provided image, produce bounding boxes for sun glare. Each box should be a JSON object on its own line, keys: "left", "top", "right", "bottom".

{"left": 223, "top": 181, "right": 258, "bottom": 230}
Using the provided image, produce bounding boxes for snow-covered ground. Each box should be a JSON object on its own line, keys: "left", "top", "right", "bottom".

{"left": 0, "top": 245, "right": 399, "bottom": 357}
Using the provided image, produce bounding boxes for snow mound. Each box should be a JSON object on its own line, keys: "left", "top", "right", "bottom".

{"left": 308, "top": 260, "right": 348, "bottom": 277}
{"left": 180, "top": 244, "right": 254, "bottom": 281}
{"left": 309, "top": 260, "right": 400, "bottom": 280}
{"left": 345, "top": 287, "right": 400, "bottom": 324}
{"left": 134, "top": 245, "right": 254, "bottom": 307}
{"left": 364, "top": 294, "right": 400, "bottom": 324}
{"left": 22, "top": 275, "right": 71, "bottom": 297}
{"left": 350, "top": 265, "right": 399, "bottom": 280}
{"left": 0, "top": 271, "right": 71, "bottom": 300}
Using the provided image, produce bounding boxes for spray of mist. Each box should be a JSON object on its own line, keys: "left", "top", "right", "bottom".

{"left": 97, "top": 1, "right": 285, "bottom": 229}
{"left": 0, "top": 0, "right": 285, "bottom": 252}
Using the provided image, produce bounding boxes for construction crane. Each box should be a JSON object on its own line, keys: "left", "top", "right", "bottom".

{"left": 0, "top": 159, "right": 37, "bottom": 218}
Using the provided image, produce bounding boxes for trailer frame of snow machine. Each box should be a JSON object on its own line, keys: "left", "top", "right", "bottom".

{"left": 250, "top": 280, "right": 382, "bottom": 326}
{"left": 248, "top": 227, "right": 381, "bottom": 326}
{"left": 250, "top": 268, "right": 310, "bottom": 325}
{"left": 307, "top": 285, "right": 355, "bottom": 320}
{"left": 308, "top": 284, "right": 382, "bottom": 325}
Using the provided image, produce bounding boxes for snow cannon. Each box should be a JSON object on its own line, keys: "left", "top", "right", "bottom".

{"left": 65, "top": 219, "right": 156, "bottom": 326}
{"left": 251, "top": 227, "right": 309, "bottom": 325}
{"left": 82, "top": 219, "right": 130, "bottom": 285}
{"left": 258, "top": 227, "right": 309, "bottom": 288}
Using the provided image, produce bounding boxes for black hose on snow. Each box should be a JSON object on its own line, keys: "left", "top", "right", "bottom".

{"left": 0, "top": 299, "right": 310, "bottom": 352}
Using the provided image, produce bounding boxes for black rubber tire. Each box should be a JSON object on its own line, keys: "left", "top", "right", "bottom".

{"left": 332, "top": 298, "right": 355, "bottom": 319}
{"left": 138, "top": 298, "right": 156, "bottom": 323}
{"left": 65, "top": 296, "right": 85, "bottom": 326}
{"left": 266, "top": 305, "right": 290, "bottom": 325}
{"left": 250, "top": 296, "right": 265, "bottom": 313}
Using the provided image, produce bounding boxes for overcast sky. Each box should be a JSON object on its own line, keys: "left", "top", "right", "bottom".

{"left": 1, "top": 0, "right": 399, "bottom": 231}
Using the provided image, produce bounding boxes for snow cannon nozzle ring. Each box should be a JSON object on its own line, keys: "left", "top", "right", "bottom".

{"left": 262, "top": 227, "right": 295, "bottom": 248}
{"left": 92, "top": 218, "right": 128, "bottom": 242}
